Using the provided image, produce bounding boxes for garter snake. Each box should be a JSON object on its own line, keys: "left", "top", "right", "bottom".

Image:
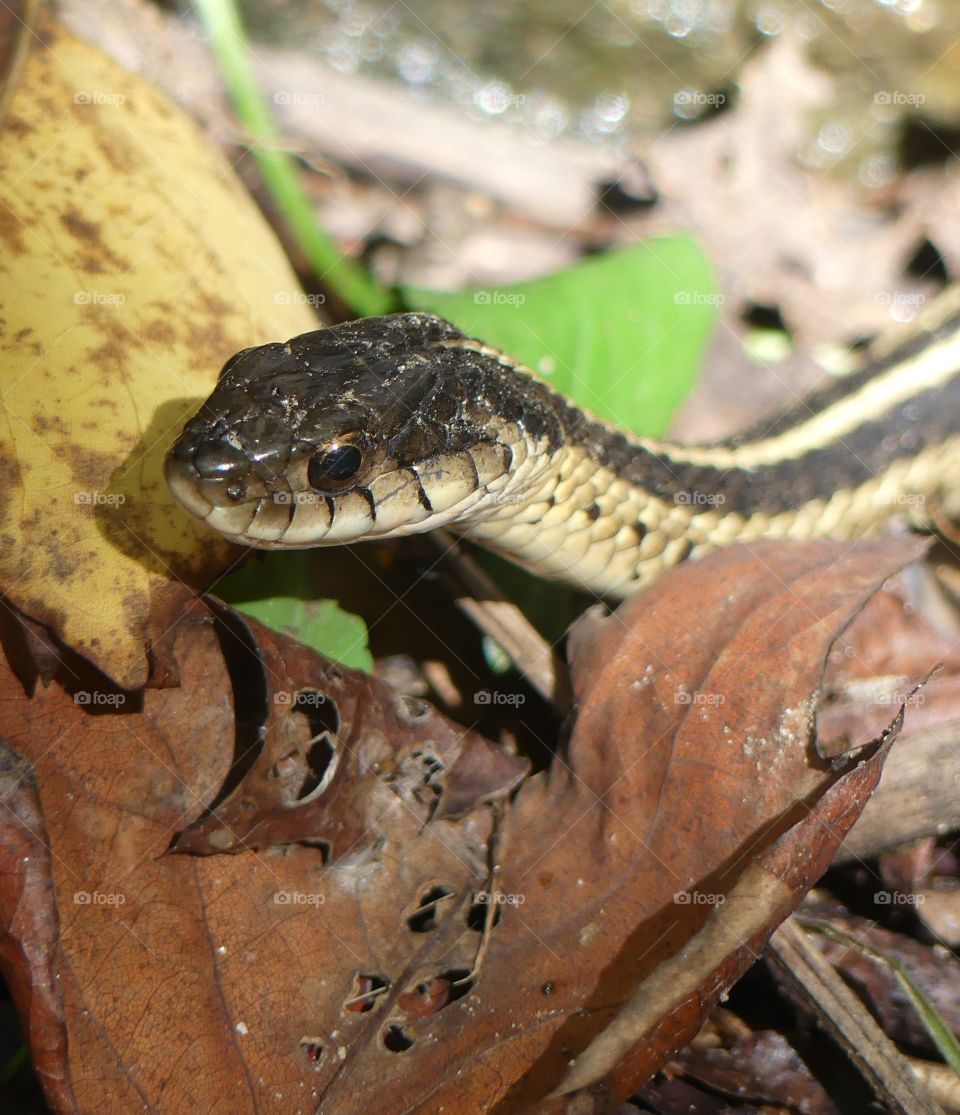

{"left": 165, "top": 294, "right": 960, "bottom": 598}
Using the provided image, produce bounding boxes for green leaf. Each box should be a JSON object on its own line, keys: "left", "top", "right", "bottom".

{"left": 217, "top": 552, "right": 373, "bottom": 673}
{"left": 402, "top": 235, "right": 718, "bottom": 437}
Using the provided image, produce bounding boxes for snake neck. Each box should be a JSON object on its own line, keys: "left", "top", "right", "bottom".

{"left": 464, "top": 298, "right": 960, "bottom": 597}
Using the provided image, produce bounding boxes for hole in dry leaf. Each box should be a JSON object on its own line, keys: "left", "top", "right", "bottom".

{"left": 898, "top": 115, "right": 960, "bottom": 172}
{"left": 388, "top": 748, "right": 446, "bottom": 813}
{"left": 299, "top": 837, "right": 331, "bottom": 860}
{"left": 741, "top": 301, "right": 787, "bottom": 333}
{"left": 596, "top": 167, "right": 659, "bottom": 214}
{"left": 437, "top": 968, "right": 473, "bottom": 1004}
{"left": 399, "top": 977, "right": 450, "bottom": 1018}
{"left": 398, "top": 969, "right": 473, "bottom": 1018}
{"left": 412, "top": 750, "right": 445, "bottom": 802}
{"left": 299, "top": 1036, "right": 324, "bottom": 1064}
{"left": 199, "top": 603, "right": 268, "bottom": 814}
{"left": 904, "top": 237, "right": 949, "bottom": 285}
{"left": 382, "top": 1024, "right": 414, "bottom": 1052}
{"left": 282, "top": 691, "right": 339, "bottom": 801}
{"left": 466, "top": 896, "right": 502, "bottom": 932}
{"left": 296, "top": 735, "right": 337, "bottom": 801}
{"left": 407, "top": 885, "right": 455, "bottom": 932}
{"left": 292, "top": 690, "right": 339, "bottom": 735}
{"left": 344, "top": 972, "right": 389, "bottom": 1013}
{"left": 410, "top": 748, "right": 443, "bottom": 778}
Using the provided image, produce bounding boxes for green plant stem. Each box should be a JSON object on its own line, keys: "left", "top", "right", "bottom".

{"left": 196, "top": 0, "right": 393, "bottom": 317}
{"left": 800, "top": 918, "right": 960, "bottom": 1076}
{"left": 0, "top": 1043, "right": 29, "bottom": 1087}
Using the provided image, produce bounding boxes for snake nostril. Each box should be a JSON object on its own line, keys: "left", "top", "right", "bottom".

{"left": 192, "top": 438, "right": 249, "bottom": 481}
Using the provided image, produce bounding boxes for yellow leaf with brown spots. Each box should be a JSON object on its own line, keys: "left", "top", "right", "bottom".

{"left": 0, "top": 23, "right": 318, "bottom": 687}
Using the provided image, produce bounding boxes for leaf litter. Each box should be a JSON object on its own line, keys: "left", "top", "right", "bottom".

{"left": 3, "top": 9, "right": 960, "bottom": 1114}
{"left": 0, "top": 535, "right": 934, "bottom": 1113}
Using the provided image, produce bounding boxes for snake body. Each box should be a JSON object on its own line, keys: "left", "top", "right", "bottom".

{"left": 166, "top": 299, "right": 960, "bottom": 597}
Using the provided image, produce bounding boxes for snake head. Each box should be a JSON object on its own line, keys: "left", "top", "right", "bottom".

{"left": 165, "top": 313, "right": 526, "bottom": 548}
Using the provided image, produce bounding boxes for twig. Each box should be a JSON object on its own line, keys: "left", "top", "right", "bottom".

{"left": 767, "top": 918, "right": 944, "bottom": 1115}
{"left": 196, "top": 0, "right": 393, "bottom": 317}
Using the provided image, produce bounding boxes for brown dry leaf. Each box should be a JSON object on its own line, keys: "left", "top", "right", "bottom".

{"left": 430, "top": 538, "right": 921, "bottom": 1113}
{"left": 4, "top": 537, "right": 923, "bottom": 1113}
{"left": 0, "top": 21, "right": 317, "bottom": 688}
{"left": 0, "top": 589, "right": 528, "bottom": 1113}
{"left": 0, "top": 538, "right": 922, "bottom": 1113}
{"left": 819, "top": 572, "right": 960, "bottom": 752}
{"left": 169, "top": 597, "right": 529, "bottom": 858}
{"left": 0, "top": 741, "right": 74, "bottom": 1112}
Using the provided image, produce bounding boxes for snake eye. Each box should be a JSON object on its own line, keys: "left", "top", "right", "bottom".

{"left": 308, "top": 441, "right": 365, "bottom": 490}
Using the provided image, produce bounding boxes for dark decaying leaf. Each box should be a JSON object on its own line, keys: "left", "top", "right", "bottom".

{"left": 646, "top": 1025, "right": 841, "bottom": 1115}
{"left": 0, "top": 538, "right": 925, "bottom": 1114}
{"left": 0, "top": 741, "right": 75, "bottom": 1113}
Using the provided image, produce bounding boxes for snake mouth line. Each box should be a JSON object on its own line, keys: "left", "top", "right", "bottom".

{"left": 165, "top": 464, "right": 214, "bottom": 521}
